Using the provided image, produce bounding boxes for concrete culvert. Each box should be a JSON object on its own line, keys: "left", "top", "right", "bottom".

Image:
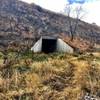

{"left": 31, "top": 36, "right": 73, "bottom": 53}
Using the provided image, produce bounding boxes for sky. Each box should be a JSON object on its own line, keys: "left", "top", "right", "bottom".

{"left": 20, "top": 0, "right": 100, "bottom": 26}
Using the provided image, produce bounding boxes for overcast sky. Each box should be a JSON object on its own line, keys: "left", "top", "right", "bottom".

{"left": 20, "top": 0, "right": 100, "bottom": 26}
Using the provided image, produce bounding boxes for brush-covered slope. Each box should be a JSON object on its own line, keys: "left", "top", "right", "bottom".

{"left": 0, "top": 0, "right": 100, "bottom": 51}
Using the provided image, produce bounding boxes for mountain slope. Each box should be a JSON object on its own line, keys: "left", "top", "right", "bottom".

{"left": 0, "top": 0, "right": 100, "bottom": 51}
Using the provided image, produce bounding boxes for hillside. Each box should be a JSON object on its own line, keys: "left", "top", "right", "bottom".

{"left": 0, "top": 0, "right": 100, "bottom": 51}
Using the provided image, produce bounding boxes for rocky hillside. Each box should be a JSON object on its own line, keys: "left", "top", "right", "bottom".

{"left": 0, "top": 0, "right": 100, "bottom": 51}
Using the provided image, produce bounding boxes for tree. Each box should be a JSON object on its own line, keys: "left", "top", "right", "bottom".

{"left": 64, "top": 4, "right": 86, "bottom": 41}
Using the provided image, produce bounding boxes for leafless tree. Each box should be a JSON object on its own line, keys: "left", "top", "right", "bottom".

{"left": 64, "top": 4, "right": 86, "bottom": 41}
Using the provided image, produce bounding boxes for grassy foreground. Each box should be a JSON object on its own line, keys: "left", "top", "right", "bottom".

{"left": 0, "top": 51, "right": 100, "bottom": 100}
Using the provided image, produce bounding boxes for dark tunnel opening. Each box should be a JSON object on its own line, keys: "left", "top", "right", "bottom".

{"left": 42, "top": 39, "right": 57, "bottom": 53}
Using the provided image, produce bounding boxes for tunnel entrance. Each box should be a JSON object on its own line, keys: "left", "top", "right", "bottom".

{"left": 42, "top": 38, "right": 57, "bottom": 53}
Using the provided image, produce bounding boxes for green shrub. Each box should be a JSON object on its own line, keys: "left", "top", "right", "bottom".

{"left": 0, "top": 52, "right": 4, "bottom": 58}
{"left": 16, "top": 66, "right": 31, "bottom": 74}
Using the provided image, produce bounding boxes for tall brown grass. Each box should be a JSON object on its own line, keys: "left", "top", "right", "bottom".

{"left": 0, "top": 51, "right": 99, "bottom": 99}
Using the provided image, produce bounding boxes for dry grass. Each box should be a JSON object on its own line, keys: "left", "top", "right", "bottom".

{"left": 0, "top": 51, "right": 100, "bottom": 100}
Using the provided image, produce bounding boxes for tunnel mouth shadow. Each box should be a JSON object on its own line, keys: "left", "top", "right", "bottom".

{"left": 42, "top": 39, "right": 57, "bottom": 53}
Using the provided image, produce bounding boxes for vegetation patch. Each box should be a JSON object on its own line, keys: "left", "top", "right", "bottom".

{"left": 0, "top": 51, "right": 99, "bottom": 99}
